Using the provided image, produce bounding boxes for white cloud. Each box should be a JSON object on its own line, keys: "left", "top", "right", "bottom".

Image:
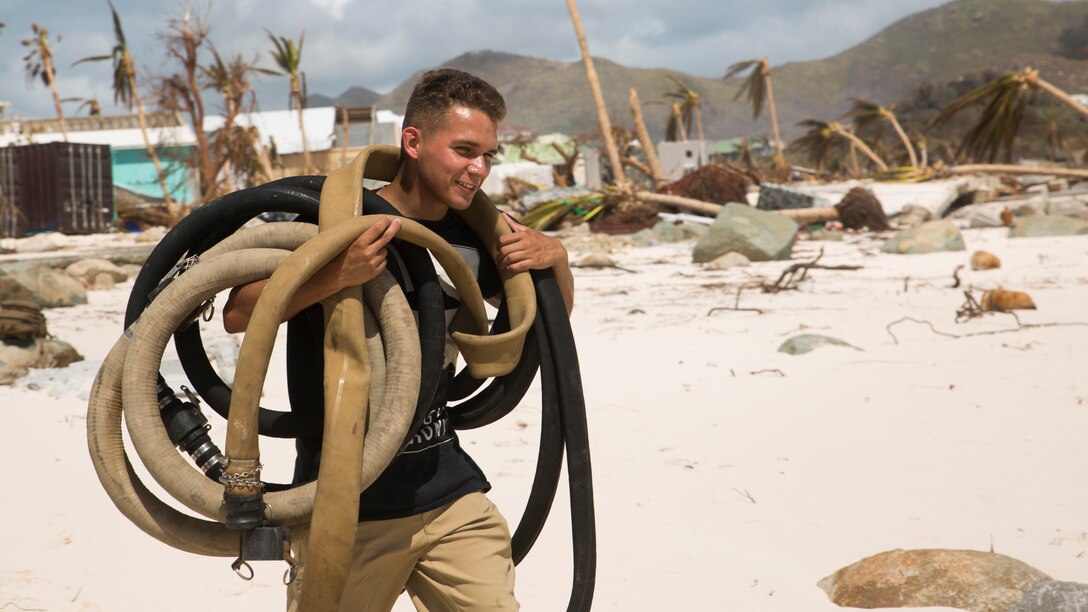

{"left": 308, "top": 0, "right": 353, "bottom": 20}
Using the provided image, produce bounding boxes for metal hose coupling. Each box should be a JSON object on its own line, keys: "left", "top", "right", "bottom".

{"left": 220, "top": 458, "right": 265, "bottom": 531}
{"left": 157, "top": 384, "right": 227, "bottom": 480}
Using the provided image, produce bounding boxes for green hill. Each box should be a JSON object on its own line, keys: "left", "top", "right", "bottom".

{"left": 323, "top": 0, "right": 1087, "bottom": 143}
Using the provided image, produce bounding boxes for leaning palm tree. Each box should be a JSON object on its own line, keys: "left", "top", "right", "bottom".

{"left": 845, "top": 98, "right": 919, "bottom": 168}
{"left": 266, "top": 30, "right": 313, "bottom": 172}
{"left": 928, "top": 67, "right": 1088, "bottom": 163}
{"left": 565, "top": 0, "right": 628, "bottom": 189}
{"left": 792, "top": 119, "right": 888, "bottom": 175}
{"left": 665, "top": 101, "right": 688, "bottom": 142}
{"left": 21, "top": 23, "right": 68, "bottom": 141}
{"left": 664, "top": 76, "right": 705, "bottom": 142}
{"left": 76, "top": 1, "right": 177, "bottom": 219}
{"left": 724, "top": 57, "right": 786, "bottom": 169}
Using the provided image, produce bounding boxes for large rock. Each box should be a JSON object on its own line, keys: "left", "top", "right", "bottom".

{"left": 65, "top": 258, "right": 129, "bottom": 285}
{"left": 0, "top": 338, "right": 83, "bottom": 385}
{"left": 881, "top": 219, "right": 966, "bottom": 254}
{"left": 692, "top": 203, "right": 798, "bottom": 263}
{"left": 0, "top": 267, "right": 87, "bottom": 307}
{"left": 1010, "top": 581, "right": 1088, "bottom": 612}
{"left": 1009, "top": 214, "right": 1088, "bottom": 238}
{"left": 756, "top": 183, "right": 831, "bottom": 211}
{"left": 818, "top": 548, "right": 1051, "bottom": 612}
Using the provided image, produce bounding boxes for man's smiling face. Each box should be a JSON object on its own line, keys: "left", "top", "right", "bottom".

{"left": 413, "top": 105, "right": 499, "bottom": 212}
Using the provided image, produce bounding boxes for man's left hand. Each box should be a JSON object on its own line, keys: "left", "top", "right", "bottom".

{"left": 497, "top": 213, "right": 568, "bottom": 272}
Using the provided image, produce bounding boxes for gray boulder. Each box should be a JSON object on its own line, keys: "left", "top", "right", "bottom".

{"left": 881, "top": 219, "right": 966, "bottom": 254}
{"left": 65, "top": 258, "right": 129, "bottom": 285}
{"left": 1009, "top": 214, "right": 1088, "bottom": 238}
{"left": 0, "top": 337, "right": 84, "bottom": 385}
{"left": 1, "top": 267, "right": 87, "bottom": 307}
{"left": 896, "top": 204, "right": 934, "bottom": 229}
{"left": 818, "top": 548, "right": 1051, "bottom": 612}
{"left": 756, "top": 183, "right": 830, "bottom": 211}
{"left": 1010, "top": 581, "right": 1088, "bottom": 612}
{"left": 692, "top": 203, "right": 798, "bottom": 263}
{"left": 778, "top": 334, "right": 860, "bottom": 355}
{"left": 652, "top": 220, "right": 708, "bottom": 243}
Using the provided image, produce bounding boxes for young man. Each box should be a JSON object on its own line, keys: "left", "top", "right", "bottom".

{"left": 222, "top": 68, "right": 573, "bottom": 610}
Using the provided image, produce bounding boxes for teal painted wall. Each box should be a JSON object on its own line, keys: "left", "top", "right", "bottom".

{"left": 111, "top": 146, "right": 195, "bottom": 202}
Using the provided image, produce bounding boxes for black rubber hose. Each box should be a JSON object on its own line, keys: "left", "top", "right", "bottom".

{"left": 509, "top": 314, "right": 563, "bottom": 565}
{"left": 535, "top": 268, "right": 596, "bottom": 612}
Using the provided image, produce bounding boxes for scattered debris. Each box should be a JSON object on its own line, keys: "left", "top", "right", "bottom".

{"left": 762, "top": 248, "right": 862, "bottom": 293}
{"left": 756, "top": 183, "right": 832, "bottom": 211}
{"left": 881, "top": 219, "right": 966, "bottom": 255}
{"left": 657, "top": 164, "right": 748, "bottom": 206}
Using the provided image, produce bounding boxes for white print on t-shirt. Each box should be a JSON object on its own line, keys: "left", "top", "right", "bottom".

{"left": 401, "top": 405, "right": 452, "bottom": 454}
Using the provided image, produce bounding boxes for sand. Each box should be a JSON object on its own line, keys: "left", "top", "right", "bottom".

{"left": 2, "top": 224, "right": 1086, "bottom": 611}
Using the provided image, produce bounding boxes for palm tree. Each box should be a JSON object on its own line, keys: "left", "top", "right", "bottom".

{"left": 665, "top": 102, "right": 688, "bottom": 142}
{"left": 664, "top": 76, "right": 705, "bottom": 142}
{"left": 566, "top": 0, "right": 628, "bottom": 190}
{"left": 203, "top": 47, "right": 275, "bottom": 189}
{"left": 76, "top": 2, "right": 177, "bottom": 219}
{"left": 266, "top": 30, "right": 313, "bottom": 172}
{"left": 791, "top": 119, "right": 888, "bottom": 175}
{"left": 928, "top": 67, "right": 1088, "bottom": 163}
{"left": 845, "top": 98, "right": 919, "bottom": 168}
{"left": 628, "top": 88, "right": 668, "bottom": 185}
{"left": 21, "top": 24, "right": 68, "bottom": 141}
{"left": 724, "top": 57, "right": 786, "bottom": 170}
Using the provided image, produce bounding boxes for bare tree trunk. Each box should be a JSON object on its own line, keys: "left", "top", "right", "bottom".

{"left": 776, "top": 206, "right": 838, "bottom": 225}
{"left": 949, "top": 164, "right": 1088, "bottom": 179}
{"left": 566, "top": 0, "right": 628, "bottom": 190}
{"left": 848, "top": 143, "right": 860, "bottom": 178}
{"left": 836, "top": 127, "right": 888, "bottom": 172}
{"left": 129, "top": 72, "right": 178, "bottom": 221}
{"left": 634, "top": 191, "right": 721, "bottom": 216}
{"left": 43, "top": 56, "right": 68, "bottom": 142}
{"left": 1032, "top": 75, "right": 1088, "bottom": 119}
{"left": 887, "top": 114, "right": 919, "bottom": 168}
{"left": 292, "top": 77, "right": 313, "bottom": 172}
{"left": 341, "top": 107, "right": 349, "bottom": 166}
{"left": 694, "top": 105, "right": 705, "bottom": 143}
{"left": 629, "top": 88, "right": 668, "bottom": 185}
{"left": 764, "top": 68, "right": 787, "bottom": 170}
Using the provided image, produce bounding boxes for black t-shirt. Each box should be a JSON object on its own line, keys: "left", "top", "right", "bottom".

{"left": 290, "top": 189, "right": 502, "bottom": 521}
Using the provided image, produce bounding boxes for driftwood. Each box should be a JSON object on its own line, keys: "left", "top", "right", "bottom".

{"left": 763, "top": 248, "right": 862, "bottom": 293}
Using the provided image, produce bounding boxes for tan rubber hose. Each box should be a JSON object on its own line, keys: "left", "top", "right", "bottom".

{"left": 120, "top": 248, "right": 419, "bottom": 523}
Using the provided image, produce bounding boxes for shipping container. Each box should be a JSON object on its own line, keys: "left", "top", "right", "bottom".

{"left": 0, "top": 142, "right": 114, "bottom": 238}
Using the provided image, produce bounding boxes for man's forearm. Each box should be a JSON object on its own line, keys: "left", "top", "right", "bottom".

{"left": 222, "top": 265, "right": 345, "bottom": 333}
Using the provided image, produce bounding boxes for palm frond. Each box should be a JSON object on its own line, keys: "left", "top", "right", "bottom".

{"left": 724, "top": 59, "right": 768, "bottom": 119}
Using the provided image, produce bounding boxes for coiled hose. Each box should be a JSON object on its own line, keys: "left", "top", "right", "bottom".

{"left": 87, "top": 145, "right": 595, "bottom": 610}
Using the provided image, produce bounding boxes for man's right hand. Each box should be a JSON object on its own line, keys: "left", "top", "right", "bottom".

{"left": 329, "top": 216, "right": 402, "bottom": 290}
{"left": 223, "top": 216, "right": 402, "bottom": 333}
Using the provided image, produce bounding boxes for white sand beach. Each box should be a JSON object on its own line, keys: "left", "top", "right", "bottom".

{"left": 2, "top": 224, "right": 1086, "bottom": 611}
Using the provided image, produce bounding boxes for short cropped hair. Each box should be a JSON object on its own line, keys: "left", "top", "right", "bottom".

{"left": 403, "top": 68, "right": 506, "bottom": 133}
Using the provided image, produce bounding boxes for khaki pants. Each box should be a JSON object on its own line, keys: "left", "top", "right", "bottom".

{"left": 287, "top": 492, "right": 519, "bottom": 611}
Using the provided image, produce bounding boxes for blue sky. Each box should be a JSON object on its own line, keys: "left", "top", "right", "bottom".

{"left": 1, "top": 0, "right": 956, "bottom": 119}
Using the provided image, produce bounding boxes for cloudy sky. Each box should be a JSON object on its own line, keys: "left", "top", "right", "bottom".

{"left": 2, "top": 0, "right": 954, "bottom": 119}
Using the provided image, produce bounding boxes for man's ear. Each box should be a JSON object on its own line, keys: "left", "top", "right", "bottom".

{"left": 402, "top": 126, "right": 423, "bottom": 160}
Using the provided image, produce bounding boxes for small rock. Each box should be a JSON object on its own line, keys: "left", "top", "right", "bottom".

{"left": 133, "top": 226, "right": 169, "bottom": 243}
{"left": 0, "top": 337, "right": 83, "bottom": 385}
{"left": 1045, "top": 199, "right": 1088, "bottom": 218}
{"left": 808, "top": 228, "right": 845, "bottom": 241}
{"left": 693, "top": 203, "right": 798, "bottom": 263}
{"left": 1010, "top": 580, "right": 1088, "bottom": 612}
{"left": 575, "top": 253, "right": 617, "bottom": 267}
{"left": 651, "top": 220, "right": 707, "bottom": 243}
{"left": 818, "top": 548, "right": 1051, "bottom": 612}
{"left": 121, "top": 264, "right": 144, "bottom": 280}
{"left": 968, "top": 206, "right": 1008, "bottom": 229}
{"left": 14, "top": 232, "right": 67, "bottom": 254}
{"left": 704, "top": 252, "right": 751, "bottom": 270}
{"left": 1010, "top": 214, "right": 1088, "bottom": 238}
{"left": 981, "top": 289, "right": 1035, "bottom": 311}
{"left": 92, "top": 272, "right": 116, "bottom": 291}
{"left": 778, "top": 333, "right": 860, "bottom": 355}
{"left": 896, "top": 204, "right": 934, "bottom": 229}
{"left": 1, "top": 267, "right": 87, "bottom": 308}
{"left": 881, "top": 219, "right": 966, "bottom": 254}
{"left": 970, "top": 250, "right": 1001, "bottom": 271}
{"left": 66, "top": 258, "right": 128, "bottom": 285}
{"left": 756, "top": 183, "right": 831, "bottom": 211}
